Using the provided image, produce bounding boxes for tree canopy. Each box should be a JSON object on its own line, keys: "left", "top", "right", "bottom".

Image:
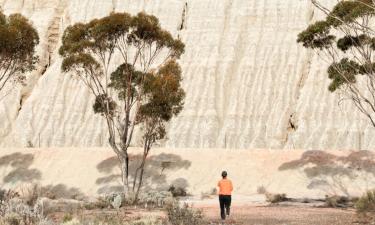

{"left": 298, "top": 0, "right": 375, "bottom": 126}
{"left": 0, "top": 11, "right": 39, "bottom": 95}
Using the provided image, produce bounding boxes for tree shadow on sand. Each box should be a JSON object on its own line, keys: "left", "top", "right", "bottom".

{"left": 0, "top": 152, "right": 86, "bottom": 200}
{"left": 41, "top": 184, "right": 86, "bottom": 200}
{"left": 0, "top": 152, "right": 41, "bottom": 184}
{"left": 96, "top": 153, "right": 191, "bottom": 195}
{"left": 278, "top": 150, "right": 375, "bottom": 196}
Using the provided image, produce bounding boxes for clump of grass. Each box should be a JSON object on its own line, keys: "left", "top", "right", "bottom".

{"left": 62, "top": 213, "right": 73, "bottom": 223}
{"left": 356, "top": 190, "right": 375, "bottom": 213}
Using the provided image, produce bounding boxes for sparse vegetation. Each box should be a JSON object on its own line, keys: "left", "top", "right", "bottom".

{"left": 356, "top": 190, "right": 375, "bottom": 213}
{"left": 166, "top": 202, "right": 205, "bottom": 225}
{"left": 256, "top": 186, "right": 288, "bottom": 204}
{"left": 168, "top": 185, "right": 187, "bottom": 198}
{"left": 265, "top": 193, "right": 288, "bottom": 204}
{"left": 62, "top": 213, "right": 73, "bottom": 223}
{"left": 325, "top": 195, "right": 351, "bottom": 208}
{"left": 0, "top": 188, "right": 45, "bottom": 225}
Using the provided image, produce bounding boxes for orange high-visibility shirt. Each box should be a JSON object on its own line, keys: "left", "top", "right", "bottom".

{"left": 218, "top": 179, "right": 233, "bottom": 195}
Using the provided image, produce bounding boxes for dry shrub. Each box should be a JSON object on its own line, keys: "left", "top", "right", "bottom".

{"left": 356, "top": 190, "right": 375, "bottom": 213}
{"left": 257, "top": 186, "right": 288, "bottom": 204}
{"left": 166, "top": 203, "right": 205, "bottom": 225}
{"left": 136, "top": 191, "right": 174, "bottom": 209}
{"left": 64, "top": 214, "right": 165, "bottom": 225}
{"left": 4, "top": 213, "right": 22, "bottom": 225}
{"left": 0, "top": 194, "right": 45, "bottom": 225}
{"left": 265, "top": 193, "right": 288, "bottom": 203}
{"left": 38, "top": 218, "right": 56, "bottom": 225}
{"left": 325, "top": 195, "right": 351, "bottom": 208}
{"left": 14, "top": 183, "right": 41, "bottom": 206}
{"left": 63, "top": 213, "right": 73, "bottom": 223}
{"left": 168, "top": 186, "right": 187, "bottom": 198}
{"left": 84, "top": 198, "right": 110, "bottom": 210}
{"left": 257, "top": 186, "right": 267, "bottom": 195}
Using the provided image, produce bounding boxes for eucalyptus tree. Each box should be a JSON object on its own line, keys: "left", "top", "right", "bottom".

{"left": 59, "top": 12, "right": 185, "bottom": 198}
{"left": 0, "top": 11, "right": 39, "bottom": 97}
{"left": 298, "top": 0, "right": 375, "bottom": 126}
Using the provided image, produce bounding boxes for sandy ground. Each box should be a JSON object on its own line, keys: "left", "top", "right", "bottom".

{"left": 199, "top": 204, "right": 357, "bottom": 225}
{"left": 49, "top": 203, "right": 359, "bottom": 225}
{"left": 1, "top": 148, "right": 375, "bottom": 199}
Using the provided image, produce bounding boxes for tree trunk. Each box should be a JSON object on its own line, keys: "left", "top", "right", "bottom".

{"left": 120, "top": 157, "right": 130, "bottom": 197}
{"left": 134, "top": 140, "right": 151, "bottom": 202}
{"left": 134, "top": 156, "right": 147, "bottom": 202}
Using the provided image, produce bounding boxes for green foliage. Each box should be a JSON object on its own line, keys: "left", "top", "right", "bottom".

{"left": 297, "top": 0, "right": 375, "bottom": 94}
{"left": 139, "top": 61, "right": 185, "bottom": 121}
{"left": 61, "top": 53, "right": 101, "bottom": 74}
{"left": 108, "top": 63, "right": 142, "bottom": 100}
{"left": 327, "top": 58, "right": 360, "bottom": 92}
{"left": 93, "top": 94, "right": 117, "bottom": 117}
{"left": 0, "top": 11, "right": 39, "bottom": 92}
{"left": 336, "top": 34, "right": 371, "bottom": 52}
{"left": 60, "top": 11, "right": 185, "bottom": 145}
{"left": 60, "top": 11, "right": 186, "bottom": 195}
{"left": 297, "top": 20, "right": 335, "bottom": 49}
{"left": 327, "top": 0, "right": 375, "bottom": 27}
{"left": 60, "top": 11, "right": 186, "bottom": 196}
{"left": 60, "top": 12, "right": 184, "bottom": 74}
{"left": 356, "top": 190, "right": 375, "bottom": 213}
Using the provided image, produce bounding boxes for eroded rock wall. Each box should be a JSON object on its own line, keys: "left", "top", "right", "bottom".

{"left": 0, "top": 0, "right": 373, "bottom": 149}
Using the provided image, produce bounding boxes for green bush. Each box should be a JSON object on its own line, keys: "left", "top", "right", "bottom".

{"left": 166, "top": 203, "right": 205, "bottom": 225}
{"left": 356, "top": 190, "right": 375, "bottom": 213}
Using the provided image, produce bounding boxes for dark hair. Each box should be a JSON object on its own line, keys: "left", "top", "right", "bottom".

{"left": 222, "top": 171, "right": 227, "bottom": 178}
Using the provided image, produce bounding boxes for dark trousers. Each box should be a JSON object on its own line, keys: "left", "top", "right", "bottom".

{"left": 219, "top": 195, "right": 231, "bottom": 220}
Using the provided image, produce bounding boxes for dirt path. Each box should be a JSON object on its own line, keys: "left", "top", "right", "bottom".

{"left": 196, "top": 204, "right": 358, "bottom": 225}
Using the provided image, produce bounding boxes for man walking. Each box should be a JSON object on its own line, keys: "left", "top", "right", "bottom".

{"left": 218, "top": 171, "right": 233, "bottom": 221}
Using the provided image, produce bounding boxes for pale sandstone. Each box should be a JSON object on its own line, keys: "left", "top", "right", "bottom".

{"left": 0, "top": 0, "right": 373, "bottom": 149}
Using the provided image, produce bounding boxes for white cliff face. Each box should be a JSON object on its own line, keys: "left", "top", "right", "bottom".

{"left": 0, "top": 0, "right": 373, "bottom": 149}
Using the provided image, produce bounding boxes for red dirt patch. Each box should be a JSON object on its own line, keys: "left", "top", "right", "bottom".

{"left": 198, "top": 205, "right": 358, "bottom": 225}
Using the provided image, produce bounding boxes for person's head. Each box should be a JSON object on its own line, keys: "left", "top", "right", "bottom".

{"left": 221, "top": 171, "right": 227, "bottom": 178}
